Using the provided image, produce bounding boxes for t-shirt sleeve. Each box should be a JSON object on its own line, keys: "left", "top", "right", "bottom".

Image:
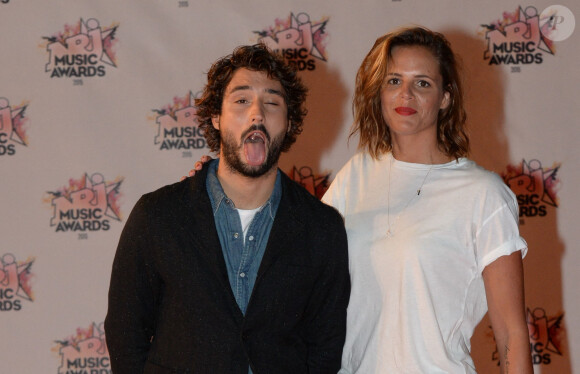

{"left": 322, "top": 168, "right": 347, "bottom": 217}
{"left": 475, "top": 182, "right": 528, "bottom": 273}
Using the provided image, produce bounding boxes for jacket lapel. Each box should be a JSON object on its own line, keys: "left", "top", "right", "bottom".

{"left": 180, "top": 165, "right": 243, "bottom": 319}
{"left": 256, "top": 173, "right": 304, "bottom": 282}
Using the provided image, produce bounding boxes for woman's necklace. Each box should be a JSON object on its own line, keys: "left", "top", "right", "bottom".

{"left": 386, "top": 155, "right": 434, "bottom": 238}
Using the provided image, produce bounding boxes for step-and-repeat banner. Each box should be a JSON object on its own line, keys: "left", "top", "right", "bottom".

{"left": 1, "top": 0, "right": 578, "bottom": 372}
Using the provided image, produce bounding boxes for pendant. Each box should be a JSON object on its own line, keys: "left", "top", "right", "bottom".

{"left": 386, "top": 228, "right": 392, "bottom": 238}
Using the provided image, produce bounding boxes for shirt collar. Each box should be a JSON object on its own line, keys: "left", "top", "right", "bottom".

{"left": 206, "top": 159, "right": 282, "bottom": 220}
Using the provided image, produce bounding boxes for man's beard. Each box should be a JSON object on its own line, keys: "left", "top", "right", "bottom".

{"left": 221, "top": 124, "right": 285, "bottom": 178}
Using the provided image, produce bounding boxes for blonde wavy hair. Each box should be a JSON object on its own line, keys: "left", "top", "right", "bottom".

{"left": 351, "top": 26, "right": 469, "bottom": 160}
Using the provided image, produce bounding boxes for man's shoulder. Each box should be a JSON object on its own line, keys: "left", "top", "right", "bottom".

{"left": 141, "top": 179, "right": 191, "bottom": 205}
{"left": 143, "top": 162, "right": 209, "bottom": 205}
{"left": 280, "top": 171, "right": 343, "bottom": 225}
{"left": 134, "top": 171, "right": 208, "bottom": 221}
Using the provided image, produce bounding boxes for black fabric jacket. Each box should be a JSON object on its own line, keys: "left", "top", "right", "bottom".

{"left": 105, "top": 164, "right": 350, "bottom": 373}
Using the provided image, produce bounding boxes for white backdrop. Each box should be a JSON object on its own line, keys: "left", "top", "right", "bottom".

{"left": 1, "top": 0, "right": 578, "bottom": 373}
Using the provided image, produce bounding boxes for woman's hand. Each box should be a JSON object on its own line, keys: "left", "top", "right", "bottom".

{"left": 180, "top": 155, "right": 213, "bottom": 180}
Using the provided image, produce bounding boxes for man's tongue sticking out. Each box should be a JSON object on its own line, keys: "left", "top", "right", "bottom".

{"left": 244, "top": 132, "right": 266, "bottom": 166}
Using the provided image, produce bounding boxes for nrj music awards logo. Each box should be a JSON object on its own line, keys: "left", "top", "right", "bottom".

{"left": 0, "top": 253, "right": 35, "bottom": 312}
{"left": 502, "top": 159, "right": 560, "bottom": 221}
{"left": 289, "top": 166, "right": 331, "bottom": 199}
{"left": 255, "top": 12, "right": 329, "bottom": 71}
{"left": 45, "top": 173, "right": 123, "bottom": 233}
{"left": 479, "top": 5, "right": 573, "bottom": 65}
{"left": 527, "top": 307, "right": 565, "bottom": 365}
{"left": 43, "top": 18, "right": 119, "bottom": 78}
{"left": 54, "top": 322, "right": 110, "bottom": 374}
{"left": 490, "top": 307, "right": 565, "bottom": 366}
{"left": 0, "top": 97, "right": 29, "bottom": 156}
{"left": 149, "top": 91, "right": 208, "bottom": 151}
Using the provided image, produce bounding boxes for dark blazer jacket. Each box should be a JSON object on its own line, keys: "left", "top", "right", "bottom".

{"left": 105, "top": 164, "right": 350, "bottom": 374}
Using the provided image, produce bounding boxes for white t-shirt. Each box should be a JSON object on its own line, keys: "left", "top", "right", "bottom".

{"left": 322, "top": 152, "right": 527, "bottom": 374}
{"left": 237, "top": 206, "right": 261, "bottom": 243}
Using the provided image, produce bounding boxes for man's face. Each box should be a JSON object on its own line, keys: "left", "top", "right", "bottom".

{"left": 212, "top": 68, "right": 289, "bottom": 178}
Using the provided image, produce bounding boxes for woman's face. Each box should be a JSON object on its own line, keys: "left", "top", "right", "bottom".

{"left": 380, "top": 45, "right": 450, "bottom": 143}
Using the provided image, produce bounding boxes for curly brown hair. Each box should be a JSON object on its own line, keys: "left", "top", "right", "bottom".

{"left": 196, "top": 44, "right": 308, "bottom": 153}
{"left": 351, "top": 26, "right": 469, "bottom": 160}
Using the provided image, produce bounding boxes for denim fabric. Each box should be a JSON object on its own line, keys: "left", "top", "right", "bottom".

{"left": 206, "top": 159, "right": 282, "bottom": 315}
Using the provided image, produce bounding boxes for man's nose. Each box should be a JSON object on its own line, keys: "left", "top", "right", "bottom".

{"left": 250, "top": 101, "right": 265, "bottom": 123}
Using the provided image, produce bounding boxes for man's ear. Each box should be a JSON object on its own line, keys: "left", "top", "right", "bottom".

{"left": 211, "top": 115, "right": 220, "bottom": 130}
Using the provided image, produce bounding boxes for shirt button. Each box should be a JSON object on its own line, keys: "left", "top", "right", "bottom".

{"left": 248, "top": 235, "right": 254, "bottom": 241}
{"left": 233, "top": 233, "right": 239, "bottom": 239}
{"left": 240, "top": 272, "right": 246, "bottom": 278}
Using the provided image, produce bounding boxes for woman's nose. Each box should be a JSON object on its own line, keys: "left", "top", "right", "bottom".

{"left": 400, "top": 82, "right": 414, "bottom": 99}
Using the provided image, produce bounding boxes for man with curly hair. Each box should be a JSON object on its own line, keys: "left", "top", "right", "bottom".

{"left": 105, "top": 44, "right": 350, "bottom": 374}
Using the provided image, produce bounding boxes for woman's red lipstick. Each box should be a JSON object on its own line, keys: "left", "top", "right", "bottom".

{"left": 395, "top": 107, "right": 417, "bottom": 115}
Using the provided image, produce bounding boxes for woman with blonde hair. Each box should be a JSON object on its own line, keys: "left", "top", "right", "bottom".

{"left": 322, "top": 26, "right": 532, "bottom": 373}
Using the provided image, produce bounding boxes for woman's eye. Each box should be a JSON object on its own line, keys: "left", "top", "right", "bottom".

{"left": 417, "top": 80, "right": 431, "bottom": 88}
{"left": 235, "top": 99, "right": 248, "bottom": 104}
{"left": 387, "top": 78, "right": 400, "bottom": 85}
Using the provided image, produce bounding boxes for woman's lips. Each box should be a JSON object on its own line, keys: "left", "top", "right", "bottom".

{"left": 395, "top": 107, "right": 417, "bottom": 115}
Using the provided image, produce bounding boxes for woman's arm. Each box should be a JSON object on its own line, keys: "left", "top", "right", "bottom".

{"left": 483, "top": 251, "right": 533, "bottom": 374}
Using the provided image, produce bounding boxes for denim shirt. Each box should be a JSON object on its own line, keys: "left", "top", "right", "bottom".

{"left": 206, "top": 159, "right": 282, "bottom": 317}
